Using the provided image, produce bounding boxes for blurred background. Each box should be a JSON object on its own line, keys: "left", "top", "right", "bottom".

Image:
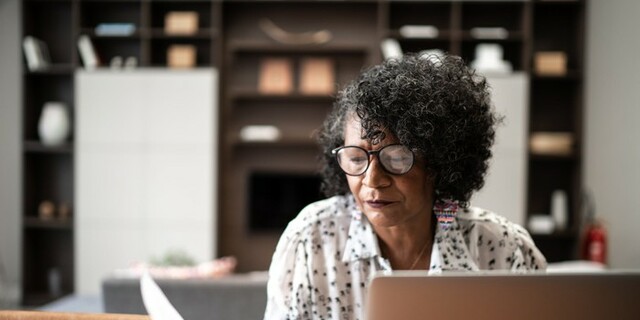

{"left": 0, "top": 0, "right": 638, "bottom": 311}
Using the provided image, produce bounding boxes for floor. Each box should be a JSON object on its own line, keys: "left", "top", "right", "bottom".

{"left": 37, "top": 294, "right": 104, "bottom": 313}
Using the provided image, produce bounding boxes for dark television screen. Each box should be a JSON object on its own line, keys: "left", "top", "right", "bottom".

{"left": 248, "top": 171, "right": 323, "bottom": 231}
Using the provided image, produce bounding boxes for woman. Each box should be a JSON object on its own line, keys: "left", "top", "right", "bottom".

{"left": 264, "top": 53, "right": 546, "bottom": 320}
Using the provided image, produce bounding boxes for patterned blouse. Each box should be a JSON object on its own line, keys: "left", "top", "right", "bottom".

{"left": 264, "top": 194, "right": 547, "bottom": 320}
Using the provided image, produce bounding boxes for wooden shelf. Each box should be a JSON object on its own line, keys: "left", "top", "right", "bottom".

{"left": 148, "top": 29, "right": 217, "bottom": 39}
{"left": 24, "top": 64, "right": 75, "bottom": 75}
{"left": 536, "top": 0, "right": 582, "bottom": 4}
{"left": 386, "top": 30, "right": 452, "bottom": 41}
{"left": 24, "top": 216, "right": 73, "bottom": 230}
{"left": 79, "top": 29, "right": 143, "bottom": 39}
{"left": 461, "top": 31, "right": 525, "bottom": 42}
{"left": 23, "top": 141, "right": 73, "bottom": 154}
{"left": 230, "top": 138, "right": 317, "bottom": 149}
{"left": 229, "top": 90, "right": 335, "bottom": 102}
{"left": 529, "top": 153, "right": 578, "bottom": 161}
{"left": 227, "top": 40, "right": 369, "bottom": 54}
{"left": 532, "top": 71, "right": 582, "bottom": 80}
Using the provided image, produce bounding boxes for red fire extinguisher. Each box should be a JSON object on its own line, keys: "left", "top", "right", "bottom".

{"left": 581, "top": 190, "right": 607, "bottom": 265}
{"left": 582, "top": 219, "right": 607, "bottom": 265}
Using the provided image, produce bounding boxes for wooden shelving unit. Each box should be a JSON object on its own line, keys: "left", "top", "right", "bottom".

{"left": 20, "top": 0, "right": 222, "bottom": 306}
{"left": 21, "top": 0, "right": 586, "bottom": 302}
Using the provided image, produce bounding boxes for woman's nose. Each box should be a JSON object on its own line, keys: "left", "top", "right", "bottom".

{"left": 362, "top": 157, "right": 391, "bottom": 188}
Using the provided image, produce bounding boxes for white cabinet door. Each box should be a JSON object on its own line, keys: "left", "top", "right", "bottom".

{"left": 75, "top": 69, "right": 217, "bottom": 294}
{"left": 471, "top": 73, "right": 528, "bottom": 227}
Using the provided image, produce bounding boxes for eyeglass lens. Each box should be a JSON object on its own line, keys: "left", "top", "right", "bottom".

{"left": 335, "top": 144, "right": 414, "bottom": 176}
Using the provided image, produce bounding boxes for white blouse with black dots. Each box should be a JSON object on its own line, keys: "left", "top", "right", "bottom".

{"left": 264, "top": 195, "right": 547, "bottom": 320}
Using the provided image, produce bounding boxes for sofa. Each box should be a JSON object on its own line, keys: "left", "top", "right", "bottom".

{"left": 102, "top": 273, "right": 268, "bottom": 320}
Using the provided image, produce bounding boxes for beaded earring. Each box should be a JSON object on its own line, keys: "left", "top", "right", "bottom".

{"left": 433, "top": 199, "right": 459, "bottom": 230}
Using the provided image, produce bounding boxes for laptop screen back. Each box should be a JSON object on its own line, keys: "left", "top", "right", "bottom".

{"left": 365, "top": 271, "right": 640, "bottom": 320}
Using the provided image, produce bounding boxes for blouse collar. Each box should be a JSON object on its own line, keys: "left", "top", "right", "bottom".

{"left": 341, "top": 194, "right": 478, "bottom": 272}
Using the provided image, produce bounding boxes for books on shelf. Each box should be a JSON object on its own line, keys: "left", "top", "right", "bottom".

{"left": 22, "top": 36, "right": 51, "bottom": 71}
{"left": 77, "top": 35, "right": 100, "bottom": 70}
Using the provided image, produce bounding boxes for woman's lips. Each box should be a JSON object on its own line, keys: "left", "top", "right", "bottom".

{"left": 365, "top": 200, "right": 394, "bottom": 209}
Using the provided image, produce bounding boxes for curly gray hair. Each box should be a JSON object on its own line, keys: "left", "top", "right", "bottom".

{"left": 317, "top": 53, "right": 500, "bottom": 206}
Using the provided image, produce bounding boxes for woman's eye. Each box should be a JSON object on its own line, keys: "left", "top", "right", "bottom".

{"left": 349, "top": 156, "right": 367, "bottom": 164}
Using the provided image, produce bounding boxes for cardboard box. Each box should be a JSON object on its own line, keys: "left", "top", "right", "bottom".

{"left": 167, "top": 45, "right": 196, "bottom": 68}
{"left": 165, "top": 11, "right": 199, "bottom": 35}
{"left": 258, "top": 58, "right": 294, "bottom": 95}
{"left": 534, "top": 51, "right": 567, "bottom": 76}
{"left": 529, "top": 132, "right": 573, "bottom": 156}
{"left": 299, "top": 58, "right": 335, "bottom": 95}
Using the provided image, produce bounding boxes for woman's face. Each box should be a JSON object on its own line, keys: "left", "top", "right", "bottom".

{"left": 343, "top": 116, "right": 435, "bottom": 228}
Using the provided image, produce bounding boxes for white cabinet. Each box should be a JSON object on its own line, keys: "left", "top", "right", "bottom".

{"left": 471, "top": 73, "right": 529, "bottom": 226}
{"left": 75, "top": 69, "right": 218, "bottom": 294}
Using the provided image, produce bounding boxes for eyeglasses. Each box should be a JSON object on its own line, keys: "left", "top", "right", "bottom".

{"left": 332, "top": 144, "right": 415, "bottom": 176}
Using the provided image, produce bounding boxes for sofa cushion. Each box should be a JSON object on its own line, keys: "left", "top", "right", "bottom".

{"left": 102, "top": 273, "right": 267, "bottom": 320}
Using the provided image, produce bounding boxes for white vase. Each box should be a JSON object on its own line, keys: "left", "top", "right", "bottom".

{"left": 38, "top": 102, "right": 71, "bottom": 146}
{"left": 551, "top": 189, "right": 568, "bottom": 231}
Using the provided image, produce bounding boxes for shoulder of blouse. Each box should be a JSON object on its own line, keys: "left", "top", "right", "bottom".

{"left": 456, "top": 206, "right": 529, "bottom": 238}
{"left": 456, "top": 206, "right": 547, "bottom": 269}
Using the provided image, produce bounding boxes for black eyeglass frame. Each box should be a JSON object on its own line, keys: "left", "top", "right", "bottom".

{"left": 331, "top": 144, "right": 415, "bottom": 176}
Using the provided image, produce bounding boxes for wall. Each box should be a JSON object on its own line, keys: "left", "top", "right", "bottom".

{"left": 585, "top": 0, "right": 640, "bottom": 268}
{"left": 0, "top": 0, "right": 22, "bottom": 305}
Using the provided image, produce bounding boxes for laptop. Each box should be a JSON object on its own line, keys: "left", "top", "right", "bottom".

{"left": 365, "top": 270, "right": 640, "bottom": 320}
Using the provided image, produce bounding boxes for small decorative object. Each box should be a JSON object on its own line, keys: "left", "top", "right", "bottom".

{"left": 433, "top": 199, "right": 458, "bottom": 230}
{"left": 48, "top": 268, "right": 62, "bottom": 297}
{"left": 298, "top": 58, "right": 335, "bottom": 95}
{"left": 535, "top": 51, "right": 567, "bottom": 76}
{"left": 38, "top": 101, "right": 71, "bottom": 146}
{"left": 551, "top": 190, "right": 568, "bottom": 231}
{"left": 470, "top": 27, "right": 509, "bottom": 40}
{"left": 95, "top": 23, "right": 136, "bottom": 36}
{"left": 380, "top": 38, "right": 403, "bottom": 60}
{"left": 165, "top": 11, "right": 199, "bottom": 35}
{"left": 38, "top": 201, "right": 55, "bottom": 220}
{"left": 258, "top": 58, "right": 294, "bottom": 94}
{"left": 110, "top": 56, "right": 123, "bottom": 69}
{"left": 399, "top": 25, "right": 439, "bottom": 38}
{"left": 470, "top": 43, "right": 512, "bottom": 74}
{"left": 58, "top": 202, "right": 71, "bottom": 220}
{"left": 124, "top": 56, "right": 138, "bottom": 69}
{"left": 259, "top": 18, "right": 332, "bottom": 45}
{"left": 77, "top": 34, "right": 100, "bottom": 70}
{"left": 22, "top": 36, "right": 51, "bottom": 71}
{"left": 151, "top": 249, "right": 196, "bottom": 267}
{"left": 529, "top": 132, "right": 573, "bottom": 156}
{"left": 167, "top": 45, "right": 196, "bottom": 69}
{"left": 240, "top": 125, "right": 281, "bottom": 142}
{"left": 528, "top": 214, "right": 555, "bottom": 235}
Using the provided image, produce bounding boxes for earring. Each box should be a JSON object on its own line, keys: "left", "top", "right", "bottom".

{"left": 434, "top": 199, "right": 458, "bottom": 230}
